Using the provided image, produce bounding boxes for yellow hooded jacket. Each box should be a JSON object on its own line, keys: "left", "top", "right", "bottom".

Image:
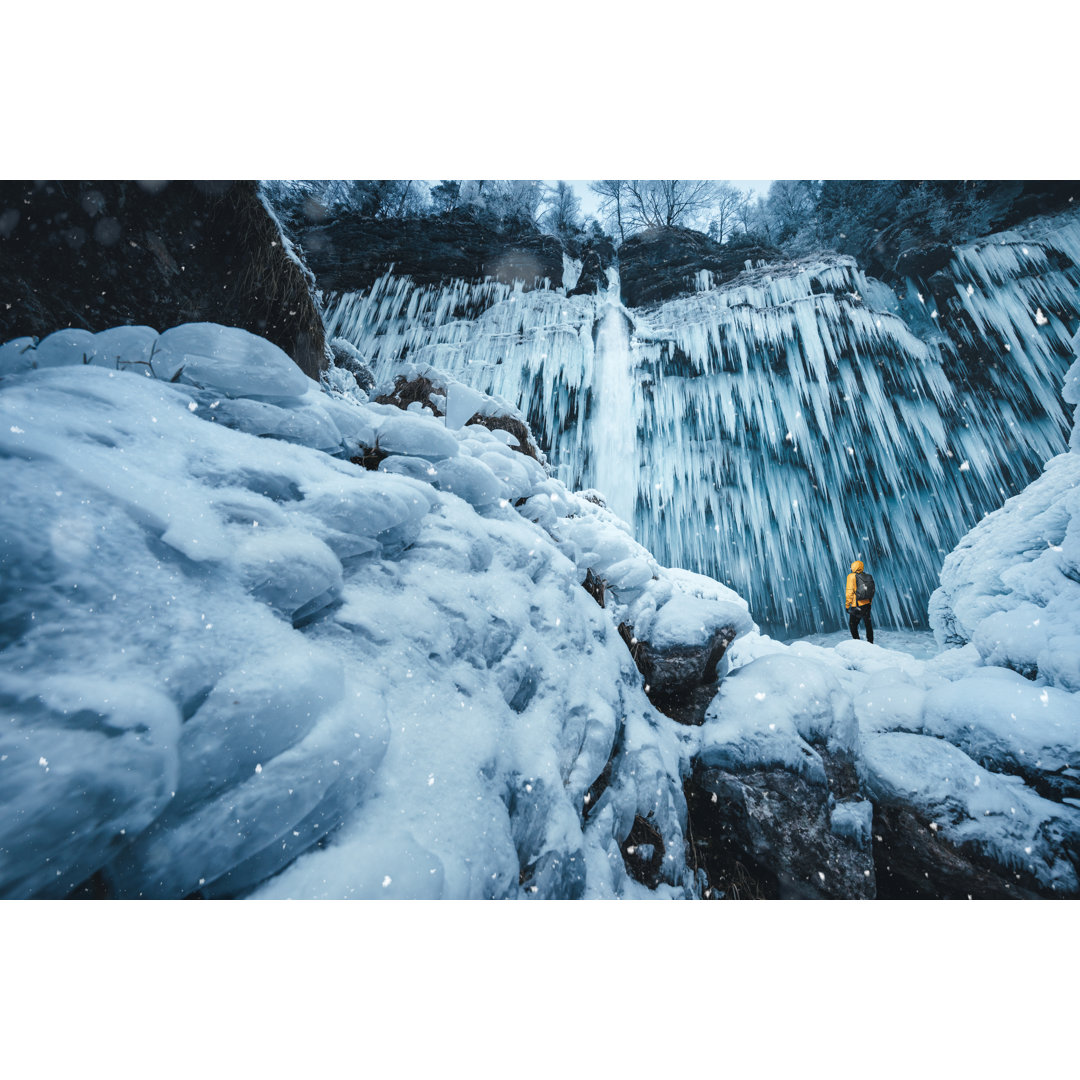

{"left": 846, "top": 560, "right": 871, "bottom": 610}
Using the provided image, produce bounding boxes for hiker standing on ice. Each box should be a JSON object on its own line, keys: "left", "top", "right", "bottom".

{"left": 845, "top": 560, "right": 875, "bottom": 644}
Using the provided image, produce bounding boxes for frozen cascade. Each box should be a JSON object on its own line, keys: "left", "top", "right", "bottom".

{"left": 588, "top": 270, "right": 638, "bottom": 523}
{"left": 322, "top": 212, "right": 1080, "bottom": 635}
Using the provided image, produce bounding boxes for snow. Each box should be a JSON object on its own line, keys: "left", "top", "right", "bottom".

{"left": 0, "top": 323, "right": 709, "bottom": 899}
{"left": 376, "top": 412, "right": 461, "bottom": 460}
{"left": 697, "top": 651, "right": 858, "bottom": 784}
{"left": 155, "top": 323, "right": 316, "bottom": 401}
{"left": 860, "top": 732, "right": 1078, "bottom": 893}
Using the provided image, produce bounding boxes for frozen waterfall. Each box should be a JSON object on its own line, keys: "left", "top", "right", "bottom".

{"left": 322, "top": 212, "right": 1080, "bottom": 635}
{"left": 587, "top": 271, "right": 638, "bottom": 523}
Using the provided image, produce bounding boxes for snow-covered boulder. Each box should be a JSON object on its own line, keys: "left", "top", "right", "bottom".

{"left": 861, "top": 732, "right": 1080, "bottom": 897}
{"left": 683, "top": 649, "right": 873, "bottom": 899}
{"left": 154, "top": 323, "right": 316, "bottom": 401}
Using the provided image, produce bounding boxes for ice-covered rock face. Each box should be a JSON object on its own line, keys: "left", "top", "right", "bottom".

{"left": 324, "top": 214, "right": 1080, "bottom": 636}
{"left": 0, "top": 322, "right": 732, "bottom": 900}
{"left": 930, "top": 330, "right": 1080, "bottom": 692}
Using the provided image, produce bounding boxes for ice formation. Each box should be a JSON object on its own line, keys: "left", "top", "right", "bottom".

{"left": 930, "top": 329, "right": 1080, "bottom": 694}
{"left": 323, "top": 214, "right": 1080, "bottom": 635}
{"left": 0, "top": 322, "right": 745, "bottom": 900}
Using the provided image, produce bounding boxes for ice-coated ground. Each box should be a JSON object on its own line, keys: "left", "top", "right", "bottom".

{"left": 789, "top": 628, "right": 942, "bottom": 659}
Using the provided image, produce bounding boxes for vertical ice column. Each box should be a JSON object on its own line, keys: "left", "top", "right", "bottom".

{"left": 590, "top": 269, "right": 638, "bottom": 524}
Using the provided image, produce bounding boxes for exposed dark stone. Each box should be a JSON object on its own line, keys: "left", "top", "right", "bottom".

{"left": 618, "top": 226, "right": 783, "bottom": 308}
{"left": 464, "top": 411, "right": 544, "bottom": 462}
{"left": 894, "top": 241, "right": 954, "bottom": 280}
{"left": 871, "top": 804, "right": 1069, "bottom": 900}
{"left": 619, "top": 620, "right": 736, "bottom": 725}
{"left": 66, "top": 870, "right": 113, "bottom": 900}
{"left": 583, "top": 569, "right": 607, "bottom": 608}
{"left": 621, "top": 814, "right": 666, "bottom": 890}
{"left": 373, "top": 373, "right": 445, "bottom": 416}
{"left": 300, "top": 214, "right": 565, "bottom": 294}
{"left": 567, "top": 238, "right": 616, "bottom": 297}
{"left": 686, "top": 759, "right": 876, "bottom": 900}
{"left": 350, "top": 448, "right": 388, "bottom": 472}
{"left": 330, "top": 340, "right": 375, "bottom": 391}
{"left": 0, "top": 180, "right": 326, "bottom": 379}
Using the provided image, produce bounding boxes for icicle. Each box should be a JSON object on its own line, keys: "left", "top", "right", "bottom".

{"left": 320, "top": 217, "right": 1080, "bottom": 636}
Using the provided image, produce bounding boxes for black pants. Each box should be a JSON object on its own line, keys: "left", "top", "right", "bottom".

{"left": 848, "top": 605, "right": 874, "bottom": 643}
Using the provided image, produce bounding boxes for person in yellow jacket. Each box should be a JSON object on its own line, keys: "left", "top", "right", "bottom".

{"left": 845, "top": 559, "right": 874, "bottom": 644}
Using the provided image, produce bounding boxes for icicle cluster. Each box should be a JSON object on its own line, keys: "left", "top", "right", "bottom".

{"left": 322, "top": 214, "right": 1080, "bottom": 636}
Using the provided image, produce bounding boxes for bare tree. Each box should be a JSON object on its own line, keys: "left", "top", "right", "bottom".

{"left": 735, "top": 192, "right": 765, "bottom": 237}
{"left": 589, "top": 180, "right": 628, "bottom": 242}
{"left": 458, "top": 180, "right": 545, "bottom": 229}
{"left": 705, "top": 182, "right": 750, "bottom": 243}
{"left": 622, "top": 180, "right": 722, "bottom": 230}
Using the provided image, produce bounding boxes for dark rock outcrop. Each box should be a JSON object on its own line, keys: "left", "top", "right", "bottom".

{"left": 619, "top": 621, "right": 736, "bottom": 726}
{"left": 686, "top": 757, "right": 876, "bottom": 900}
{"left": 464, "top": 412, "right": 544, "bottom": 463}
{"left": 567, "top": 237, "right": 616, "bottom": 297}
{"left": 300, "top": 214, "right": 565, "bottom": 294}
{"left": 871, "top": 805, "right": 1046, "bottom": 900}
{"left": 618, "top": 227, "right": 782, "bottom": 308}
{"left": 894, "top": 241, "right": 954, "bottom": 281}
{"left": 328, "top": 339, "right": 375, "bottom": 392}
{"left": 370, "top": 372, "right": 545, "bottom": 464}
{"left": 0, "top": 180, "right": 326, "bottom": 379}
{"left": 373, "top": 372, "right": 446, "bottom": 416}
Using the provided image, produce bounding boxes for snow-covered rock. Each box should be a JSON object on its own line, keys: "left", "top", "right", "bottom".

{"left": 930, "top": 333, "right": 1080, "bottom": 694}
{"left": 0, "top": 323, "right": 718, "bottom": 900}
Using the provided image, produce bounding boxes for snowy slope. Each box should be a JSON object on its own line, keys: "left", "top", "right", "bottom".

{"left": 0, "top": 323, "right": 751, "bottom": 900}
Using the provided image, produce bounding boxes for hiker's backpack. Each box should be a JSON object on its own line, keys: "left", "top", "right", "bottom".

{"left": 856, "top": 571, "right": 875, "bottom": 602}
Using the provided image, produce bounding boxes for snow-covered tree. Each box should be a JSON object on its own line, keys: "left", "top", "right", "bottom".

{"left": 540, "top": 181, "right": 582, "bottom": 241}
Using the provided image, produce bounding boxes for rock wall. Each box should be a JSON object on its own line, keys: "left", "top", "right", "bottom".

{"left": 300, "top": 213, "right": 568, "bottom": 294}
{"left": 0, "top": 180, "right": 327, "bottom": 379}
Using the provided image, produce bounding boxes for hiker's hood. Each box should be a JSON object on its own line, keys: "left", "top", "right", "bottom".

{"left": 850, "top": 560, "right": 864, "bottom": 573}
